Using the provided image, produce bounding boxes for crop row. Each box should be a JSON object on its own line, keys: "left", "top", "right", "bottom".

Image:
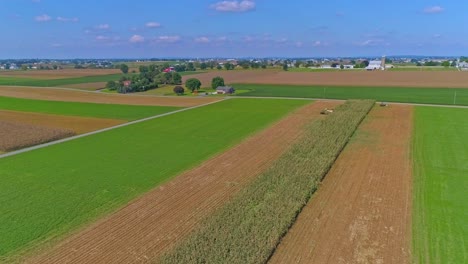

{"left": 0, "top": 121, "right": 75, "bottom": 152}
{"left": 160, "top": 99, "right": 375, "bottom": 263}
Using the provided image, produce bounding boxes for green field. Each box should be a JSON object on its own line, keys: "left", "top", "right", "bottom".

{"left": 234, "top": 84, "right": 468, "bottom": 106}
{"left": 0, "top": 71, "right": 200, "bottom": 88}
{"left": 413, "top": 107, "right": 468, "bottom": 264}
{"left": 0, "top": 74, "right": 123, "bottom": 87}
{"left": 0, "top": 98, "right": 309, "bottom": 260}
{"left": 0, "top": 96, "right": 180, "bottom": 120}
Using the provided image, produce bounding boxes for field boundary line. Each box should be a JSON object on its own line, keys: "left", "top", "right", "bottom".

{"left": 0, "top": 99, "right": 227, "bottom": 159}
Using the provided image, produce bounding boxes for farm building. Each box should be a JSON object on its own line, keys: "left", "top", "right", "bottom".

{"left": 366, "top": 60, "right": 384, "bottom": 70}
{"left": 458, "top": 61, "right": 468, "bottom": 70}
{"left": 216, "top": 86, "right": 235, "bottom": 94}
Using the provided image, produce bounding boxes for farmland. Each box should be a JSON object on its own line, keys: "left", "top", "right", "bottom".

{"left": 0, "top": 86, "right": 221, "bottom": 107}
{"left": 0, "top": 110, "right": 125, "bottom": 134}
{"left": 413, "top": 107, "right": 468, "bottom": 264}
{"left": 0, "top": 96, "right": 180, "bottom": 120}
{"left": 235, "top": 84, "right": 468, "bottom": 106}
{"left": 26, "top": 101, "right": 340, "bottom": 263}
{"left": 0, "top": 73, "right": 123, "bottom": 87}
{"left": 185, "top": 70, "right": 468, "bottom": 88}
{"left": 160, "top": 100, "right": 374, "bottom": 263}
{"left": 0, "top": 121, "right": 75, "bottom": 152}
{"left": 270, "top": 105, "right": 413, "bottom": 263}
{"left": 0, "top": 98, "right": 308, "bottom": 261}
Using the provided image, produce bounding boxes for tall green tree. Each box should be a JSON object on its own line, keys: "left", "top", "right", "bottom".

{"left": 200, "top": 62, "right": 207, "bottom": 70}
{"left": 120, "top": 64, "right": 129, "bottom": 74}
{"left": 282, "top": 63, "right": 288, "bottom": 71}
{"left": 211, "top": 76, "right": 225, "bottom": 89}
{"left": 185, "top": 78, "right": 202, "bottom": 92}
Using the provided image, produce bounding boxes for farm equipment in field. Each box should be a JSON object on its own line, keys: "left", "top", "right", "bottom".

{"left": 320, "top": 108, "right": 334, "bottom": 115}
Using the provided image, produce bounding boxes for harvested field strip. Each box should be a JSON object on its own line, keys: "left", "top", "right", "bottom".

{"left": 0, "top": 121, "right": 75, "bottom": 152}
{"left": 235, "top": 83, "right": 468, "bottom": 106}
{"left": 413, "top": 107, "right": 468, "bottom": 264}
{"left": 0, "top": 86, "right": 221, "bottom": 107}
{"left": 0, "top": 110, "right": 124, "bottom": 134}
{"left": 25, "top": 101, "right": 341, "bottom": 264}
{"left": 270, "top": 105, "right": 413, "bottom": 264}
{"left": 187, "top": 70, "right": 468, "bottom": 88}
{"left": 0, "top": 98, "right": 307, "bottom": 261}
{"left": 0, "top": 74, "right": 123, "bottom": 86}
{"left": 160, "top": 100, "right": 374, "bottom": 264}
{"left": 0, "top": 96, "right": 180, "bottom": 120}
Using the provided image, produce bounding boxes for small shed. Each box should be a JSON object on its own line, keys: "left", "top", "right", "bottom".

{"left": 216, "top": 86, "right": 235, "bottom": 94}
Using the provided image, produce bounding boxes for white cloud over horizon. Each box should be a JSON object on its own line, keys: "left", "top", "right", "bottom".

{"left": 423, "top": 6, "right": 444, "bottom": 14}
{"left": 35, "top": 14, "right": 51, "bottom": 22}
{"left": 129, "top": 35, "right": 145, "bottom": 43}
{"left": 211, "top": 0, "right": 255, "bottom": 12}
{"left": 145, "top": 22, "right": 161, "bottom": 28}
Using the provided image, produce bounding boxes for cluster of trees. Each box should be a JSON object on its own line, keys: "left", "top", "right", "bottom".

{"left": 106, "top": 65, "right": 182, "bottom": 93}
{"left": 238, "top": 60, "right": 267, "bottom": 69}
{"left": 174, "top": 76, "right": 226, "bottom": 95}
{"left": 353, "top": 60, "right": 370, "bottom": 68}
{"left": 414, "top": 60, "right": 456, "bottom": 67}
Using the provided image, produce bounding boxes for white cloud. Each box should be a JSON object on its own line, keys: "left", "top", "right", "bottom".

{"left": 146, "top": 22, "right": 161, "bottom": 28}
{"left": 129, "top": 35, "right": 145, "bottom": 43}
{"left": 312, "top": 41, "right": 323, "bottom": 47}
{"left": 211, "top": 0, "right": 255, "bottom": 12}
{"left": 423, "top": 6, "right": 444, "bottom": 14}
{"left": 357, "top": 39, "right": 384, "bottom": 47}
{"left": 95, "top": 35, "right": 110, "bottom": 41}
{"left": 194, "top": 37, "right": 210, "bottom": 43}
{"left": 35, "top": 14, "right": 51, "bottom": 22}
{"left": 295, "top": 41, "right": 303, "bottom": 47}
{"left": 96, "top": 24, "right": 110, "bottom": 30}
{"left": 156, "top": 35, "right": 181, "bottom": 43}
{"left": 57, "top": 16, "right": 79, "bottom": 22}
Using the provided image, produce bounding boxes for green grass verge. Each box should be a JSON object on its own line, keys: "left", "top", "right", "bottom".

{"left": 234, "top": 84, "right": 468, "bottom": 106}
{"left": 160, "top": 100, "right": 375, "bottom": 264}
{"left": 0, "top": 98, "right": 309, "bottom": 260}
{"left": 0, "top": 74, "right": 124, "bottom": 87}
{"left": 0, "top": 96, "right": 180, "bottom": 120}
{"left": 413, "top": 107, "right": 468, "bottom": 264}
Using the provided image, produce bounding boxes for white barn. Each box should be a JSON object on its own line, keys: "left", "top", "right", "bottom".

{"left": 366, "top": 60, "right": 384, "bottom": 70}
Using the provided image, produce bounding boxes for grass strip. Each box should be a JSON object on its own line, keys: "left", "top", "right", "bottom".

{"left": 160, "top": 99, "right": 375, "bottom": 264}
{"left": 0, "top": 96, "right": 180, "bottom": 120}
{"left": 235, "top": 83, "right": 468, "bottom": 106}
{"left": 412, "top": 107, "right": 468, "bottom": 264}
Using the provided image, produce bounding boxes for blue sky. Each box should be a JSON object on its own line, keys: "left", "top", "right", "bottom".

{"left": 1, "top": 0, "right": 467, "bottom": 58}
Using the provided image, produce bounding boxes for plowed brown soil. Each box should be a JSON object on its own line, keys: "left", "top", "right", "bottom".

{"left": 24, "top": 101, "right": 341, "bottom": 264}
{"left": 0, "top": 86, "right": 220, "bottom": 107}
{"left": 0, "top": 110, "right": 125, "bottom": 134}
{"left": 186, "top": 70, "right": 468, "bottom": 88}
{"left": 0, "top": 69, "right": 120, "bottom": 79}
{"left": 269, "top": 105, "right": 413, "bottom": 264}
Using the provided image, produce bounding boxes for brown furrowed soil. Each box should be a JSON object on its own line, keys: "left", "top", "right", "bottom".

{"left": 0, "top": 110, "right": 125, "bottom": 134}
{"left": 186, "top": 70, "right": 468, "bottom": 88}
{"left": 62, "top": 82, "right": 106, "bottom": 90}
{"left": 269, "top": 105, "right": 413, "bottom": 264}
{"left": 0, "top": 69, "right": 121, "bottom": 79}
{"left": 0, "top": 121, "right": 75, "bottom": 151}
{"left": 24, "top": 101, "right": 341, "bottom": 264}
{"left": 0, "top": 86, "right": 221, "bottom": 107}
